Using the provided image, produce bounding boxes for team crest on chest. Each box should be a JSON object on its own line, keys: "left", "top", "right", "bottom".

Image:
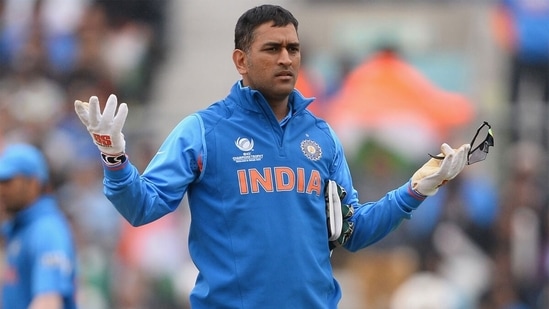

{"left": 301, "top": 139, "right": 322, "bottom": 161}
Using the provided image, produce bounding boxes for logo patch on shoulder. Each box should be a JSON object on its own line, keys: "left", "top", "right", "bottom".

{"left": 301, "top": 139, "right": 322, "bottom": 161}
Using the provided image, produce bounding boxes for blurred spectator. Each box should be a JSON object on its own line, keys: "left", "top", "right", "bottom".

{"left": 0, "top": 0, "right": 90, "bottom": 78}
{"left": 0, "top": 48, "right": 65, "bottom": 147}
{"left": 491, "top": 0, "right": 549, "bottom": 147}
{"left": 93, "top": 0, "right": 169, "bottom": 103}
{"left": 493, "top": 141, "right": 549, "bottom": 307}
{"left": 0, "top": 0, "right": 169, "bottom": 105}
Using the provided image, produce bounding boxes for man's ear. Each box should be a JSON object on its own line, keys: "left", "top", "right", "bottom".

{"left": 232, "top": 49, "right": 247, "bottom": 75}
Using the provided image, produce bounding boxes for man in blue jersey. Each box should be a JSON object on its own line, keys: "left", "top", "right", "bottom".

{"left": 74, "top": 4, "right": 469, "bottom": 308}
{"left": 0, "top": 143, "right": 77, "bottom": 309}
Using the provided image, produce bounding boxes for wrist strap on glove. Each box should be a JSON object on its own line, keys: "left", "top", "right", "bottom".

{"left": 101, "top": 152, "right": 127, "bottom": 167}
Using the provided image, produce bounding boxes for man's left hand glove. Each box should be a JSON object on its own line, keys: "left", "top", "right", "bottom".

{"left": 411, "top": 143, "right": 470, "bottom": 196}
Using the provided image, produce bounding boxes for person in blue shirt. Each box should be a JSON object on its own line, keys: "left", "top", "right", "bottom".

{"left": 74, "top": 4, "right": 469, "bottom": 308}
{"left": 0, "top": 143, "right": 77, "bottom": 309}
{"left": 492, "top": 0, "right": 549, "bottom": 147}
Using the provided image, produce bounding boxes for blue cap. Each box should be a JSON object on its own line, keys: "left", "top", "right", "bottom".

{"left": 0, "top": 143, "right": 49, "bottom": 184}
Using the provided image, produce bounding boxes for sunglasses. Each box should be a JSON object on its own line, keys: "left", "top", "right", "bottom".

{"left": 429, "top": 121, "right": 494, "bottom": 165}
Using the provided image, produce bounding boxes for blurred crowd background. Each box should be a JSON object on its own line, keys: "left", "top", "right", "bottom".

{"left": 0, "top": 0, "right": 548, "bottom": 308}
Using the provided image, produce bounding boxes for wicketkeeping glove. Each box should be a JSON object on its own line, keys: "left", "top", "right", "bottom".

{"left": 411, "top": 143, "right": 470, "bottom": 196}
{"left": 74, "top": 94, "right": 128, "bottom": 155}
{"left": 325, "top": 180, "right": 354, "bottom": 250}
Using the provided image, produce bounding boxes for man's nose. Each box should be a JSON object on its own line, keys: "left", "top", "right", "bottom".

{"left": 278, "top": 48, "right": 292, "bottom": 65}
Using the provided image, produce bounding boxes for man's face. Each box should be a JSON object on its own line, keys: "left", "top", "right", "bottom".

{"left": 236, "top": 22, "right": 300, "bottom": 103}
{"left": 0, "top": 176, "right": 36, "bottom": 215}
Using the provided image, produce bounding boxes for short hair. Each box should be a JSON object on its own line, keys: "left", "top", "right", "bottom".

{"left": 234, "top": 4, "right": 299, "bottom": 52}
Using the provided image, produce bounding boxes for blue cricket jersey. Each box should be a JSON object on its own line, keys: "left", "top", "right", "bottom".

{"left": 103, "top": 81, "right": 425, "bottom": 308}
{"left": 1, "top": 196, "right": 77, "bottom": 309}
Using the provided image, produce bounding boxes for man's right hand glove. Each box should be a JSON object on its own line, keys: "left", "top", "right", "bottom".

{"left": 74, "top": 94, "right": 128, "bottom": 156}
{"left": 411, "top": 143, "right": 470, "bottom": 196}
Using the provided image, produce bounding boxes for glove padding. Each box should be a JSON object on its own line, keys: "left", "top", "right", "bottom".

{"left": 325, "top": 180, "right": 354, "bottom": 250}
{"left": 412, "top": 143, "right": 470, "bottom": 196}
{"left": 326, "top": 180, "right": 344, "bottom": 241}
{"left": 74, "top": 94, "right": 128, "bottom": 155}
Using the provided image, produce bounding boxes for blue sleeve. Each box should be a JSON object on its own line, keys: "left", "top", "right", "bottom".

{"left": 326, "top": 126, "right": 425, "bottom": 252}
{"left": 103, "top": 114, "right": 204, "bottom": 226}
{"left": 30, "top": 221, "right": 75, "bottom": 297}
